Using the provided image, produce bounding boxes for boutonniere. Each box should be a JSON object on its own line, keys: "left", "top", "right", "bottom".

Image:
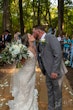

{"left": 39, "top": 39, "right": 47, "bottom": 45}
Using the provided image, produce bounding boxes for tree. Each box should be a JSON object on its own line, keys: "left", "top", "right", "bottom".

{"left": 64, "top": 0, "right": 73, "bottom": 35}
{"left": 58, "top": 0, "right": 64, "bottom": 34}
{"left": 2, "top": 0, "right": 12, "bottom": 32}
{"left": 37, "top": 0, "right": 41, "bottom": 25}
{"left": 45, "top": 0, "right": 51, "bottom": 27}
{"left": 32, "top": 0, "right": 36, "bottom": 26}
{"left": 19, "top": 0, "right": 24, "bottom": 35}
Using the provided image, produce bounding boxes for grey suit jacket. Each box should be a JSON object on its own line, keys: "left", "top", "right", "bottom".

{"left": 38, "top": 33, "right": 63, "bottom": 78}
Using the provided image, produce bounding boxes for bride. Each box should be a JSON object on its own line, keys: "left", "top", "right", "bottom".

{"left": 8, "top": 34, "right": 38, "bottom": 110}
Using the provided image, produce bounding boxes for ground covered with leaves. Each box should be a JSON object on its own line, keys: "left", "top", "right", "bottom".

{"left": 66, "top": 67, "right": 73, "bottom": 90}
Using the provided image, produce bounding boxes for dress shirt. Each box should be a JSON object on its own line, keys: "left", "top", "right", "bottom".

{"left": 40, "top": 33, "right": 46, "bottom": 40}
{"left": 5, "top": 35, "right": 8, "bottom": 40}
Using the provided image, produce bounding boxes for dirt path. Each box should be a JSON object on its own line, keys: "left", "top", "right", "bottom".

{"left": 0, "top": 67, "right": 73, "bottom": 110}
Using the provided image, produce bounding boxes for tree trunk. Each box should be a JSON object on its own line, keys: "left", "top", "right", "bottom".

{"left": 47, "top": 7, "right": 51, "bottom": 27}
{"left": 19, "top": 0, "right": 24, "bottom": 35}
{"left": 32, "top": 0, "right": 36, "bottom": 26}
{"left": 58, "top": 0, "right": 64, "bottom": 34}
{"left": 2, "top": 0, "right": 12, "bottom": 32}
{"left": 45, "top": 0, "right": 51, "bottom": 27}
{"left": 37, "top": 0, "right": 41, "bottom": 25}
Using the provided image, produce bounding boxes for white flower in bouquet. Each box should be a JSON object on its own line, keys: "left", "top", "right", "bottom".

{"left": 19, "top": 43, "right": 26, "bottom": 48}
{"left": 9, "top": 45, "right": 20, "bottom": 56}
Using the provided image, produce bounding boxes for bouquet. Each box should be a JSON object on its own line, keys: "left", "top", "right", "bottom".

{"left": 0, "top": 42, "right": 29, "bottom": 67}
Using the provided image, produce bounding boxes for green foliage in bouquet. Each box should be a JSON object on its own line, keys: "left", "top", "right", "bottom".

{"left": 0, "top": 42, "right": 29, "bottom": 67}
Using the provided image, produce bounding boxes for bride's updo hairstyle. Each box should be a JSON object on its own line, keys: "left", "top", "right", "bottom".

{"left": 21, "top": 34, "right": 29, "bottom": 47}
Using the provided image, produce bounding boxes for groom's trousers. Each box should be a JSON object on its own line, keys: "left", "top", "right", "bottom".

{"left": 46, "top": 75, "right": 63, "bottom": 110}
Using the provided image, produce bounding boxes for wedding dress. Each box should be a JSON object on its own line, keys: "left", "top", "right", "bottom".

{"left": 8, "top": 50, "right": 38, "bottom": 110}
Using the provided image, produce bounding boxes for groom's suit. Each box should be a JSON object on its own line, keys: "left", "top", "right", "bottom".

{"left": 37, "top": 33, "right": 63, "bottom": 110}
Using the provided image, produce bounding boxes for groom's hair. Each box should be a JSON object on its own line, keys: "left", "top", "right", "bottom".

{"left": 33, "top": 25, "right": 45, "bottom": 32}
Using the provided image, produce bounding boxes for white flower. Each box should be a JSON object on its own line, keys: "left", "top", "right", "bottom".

{"left": 18, "top": 44, "right": 23, "bottom": 48}
{"left": 39, "top": 38, "right": 46, "bottom": 45}
{"left": 18, "top": 43, "right": 27, "bottom": 48}
{"left": 9, "top": 45, "right": 20, "bottom": 55}
{"left": 40, "top": 38, "right": 46, "bottom": 42}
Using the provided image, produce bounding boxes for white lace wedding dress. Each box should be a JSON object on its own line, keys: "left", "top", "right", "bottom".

{"left": 8, "top": 50, "right": 38, "bottom": 110}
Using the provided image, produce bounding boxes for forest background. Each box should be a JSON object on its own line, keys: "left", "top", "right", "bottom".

{"left": 0, "top": 0, "right": 73, "bottom": 37}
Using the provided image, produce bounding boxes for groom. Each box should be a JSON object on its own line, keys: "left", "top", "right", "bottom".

{"left": 33, "top": 25, "right": 63, "bottom": 110}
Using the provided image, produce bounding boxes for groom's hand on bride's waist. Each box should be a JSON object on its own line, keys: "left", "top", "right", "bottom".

{"left": 51, "top": 73, "right": 58, "bottom": 79}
